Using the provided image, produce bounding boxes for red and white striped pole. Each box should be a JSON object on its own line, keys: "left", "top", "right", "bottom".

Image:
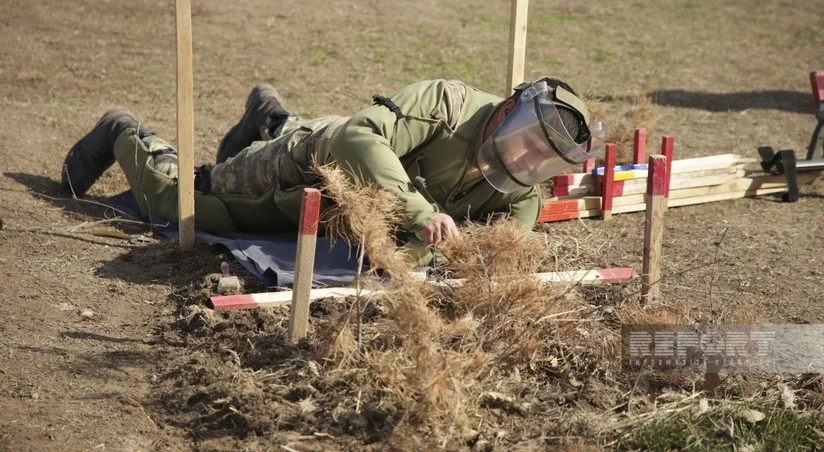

{"left": 633, "top": 128, "right": 647, "bottom": 165}
{"left": 642, "top": 154, "right": 668, "bottom": 302}
{"left": 288, "top": 188, "right": 321, "bottom": 343}
{"left": 601, "top": 143, "right": 617, "bottom": 220}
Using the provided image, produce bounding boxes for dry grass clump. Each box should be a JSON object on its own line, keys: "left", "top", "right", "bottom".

{"left": 583, "top": 92, "right": 660, "bottom": 164}
{"left": 314, "top": 162, "right": 408, "bottom": 278}
{"left": 259, "top": 163, "right": 640, "bottom": 444}
{"left": 312, "top": 164, "right": 615, "bottom": 440}
{"left": 608, "top": 92, "right": 659, "bottom": 163}
{"left": 314, "top": 163, "right": 473, "bottom": 432}
{"left": 441, "top": 222, "right": 570, "bottom": 356}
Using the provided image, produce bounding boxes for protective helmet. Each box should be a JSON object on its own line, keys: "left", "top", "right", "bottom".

{"left": 478, "top": 77, "right": 605, "bottom": 193}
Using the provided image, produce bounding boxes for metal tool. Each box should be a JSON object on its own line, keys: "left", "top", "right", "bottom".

{"left": 755, "top": 72, "right": 824, "bottom": 202}
{"left": 217, "top": 261, "right": 240, "bottom": 295}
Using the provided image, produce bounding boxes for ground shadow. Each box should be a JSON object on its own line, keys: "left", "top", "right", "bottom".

{"left": 16, "top": 345, "right": 158, "bottom": 380}
{"left": 3, "top": 171, "right": 232, "bottom": 287}
{"left": 648, "top": 90, "right": 813, "bottom": 114}
{"left": 59, "top": 330, "right": 150, "bottom": 345}
{"left": 3, "top": 171, "right": 144, "bottom": 223}
{"left": 602, "top": 90, "right": 814, "bottom": 114}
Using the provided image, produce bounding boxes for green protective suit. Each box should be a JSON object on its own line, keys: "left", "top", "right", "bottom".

{"left": 113, "top": 80, "right": 541, "bottom": 264}
{"left": 329, "top": 80, "right": 540, "bottom": 232}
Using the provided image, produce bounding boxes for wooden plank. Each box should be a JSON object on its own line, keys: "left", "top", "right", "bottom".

{"left": 212, "top": 287, "right": 373, "bottom": 311}
{"left": 553, "top": 154, "right": 754, "bottom": 187}
{"left": 210, "top": 267, "right": 639, "bottom": 311}
{"left": 537, "top": 208, "right": 593, "bottom": 223}
{"left": 611, "top": 170, "right": 745, "bottom": 198}
{"left": 288, "top": 188, "right": 321, "bottom": 343}
{"left": 602, "top": 143, "right": 617, "bottom": 220}
{"left": 642, "top": 155, "right": 667, "bottom": 301}
{"left": 551, "top": 166, "right": 745, "bottom": 198}
{"left": 506, "top": 0, "right": 529, "bottom": 93}
{"left": 588, "top": 171, "right": 821, "bottom": 209}
{"left": 539, "top": 171, "right": 823, "bottom": 222}
{"left": 175, "top": 0, "right": 195, "bottom": 249}
{"left": 633, "top": 128, "right": 647, "bottom": 165}
{"left": 548, "top": 169, "right": 757, "bottom": 211}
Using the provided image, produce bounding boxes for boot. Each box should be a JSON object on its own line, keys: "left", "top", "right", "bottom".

{"left": 216, "top": 84, "right": 289, "bottom": 163}
{"left": 61, "top": 109, "right": 147, "bottom": 196}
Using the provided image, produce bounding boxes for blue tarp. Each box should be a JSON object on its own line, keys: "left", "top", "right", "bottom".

{"left": 106, "top": 191, "right": 360, "bottom": 288}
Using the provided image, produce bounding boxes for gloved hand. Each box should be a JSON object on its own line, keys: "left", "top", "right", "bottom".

{"left": 417, "top": 212, "right": 460, "bottom": 246}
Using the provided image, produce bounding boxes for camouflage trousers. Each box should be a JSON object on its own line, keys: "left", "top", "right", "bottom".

{"left": 209, "top": 115, "right": 348, "bottom": 195}
{"left": 112, "top": 115, "right": 347, "bottom": 233}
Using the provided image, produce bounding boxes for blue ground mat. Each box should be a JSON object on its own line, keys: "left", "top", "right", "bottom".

{"left": 105, "top": 191, "right": 360, "bottom": 288}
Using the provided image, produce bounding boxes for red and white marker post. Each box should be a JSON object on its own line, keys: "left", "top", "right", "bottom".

{"left": 633, "top": 128, "right": 647, "bottom": 165}
{"left": 642, "top": 154, "right": 668, "bottom": 302}
{"left": 601, "top": 143, "right": 617, "bottom": 220}
{"left": 288, "top": 188, "right": 321, "bottom": 343}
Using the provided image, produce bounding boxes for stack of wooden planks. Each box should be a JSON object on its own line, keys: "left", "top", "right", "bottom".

{"left": 538, "top": 132, "right": 821, "bottom": 223}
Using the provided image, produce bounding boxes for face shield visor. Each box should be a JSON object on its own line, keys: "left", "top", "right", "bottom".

{"left": 478, "top": 80, "right": 606, "bottom": 193}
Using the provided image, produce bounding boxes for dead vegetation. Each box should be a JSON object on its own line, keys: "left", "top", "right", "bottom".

{"left": 586, "top": 92, "right": 660, "bottom": 164}
{"left": 150, "top": 165, "right": 824, "bottom": 449}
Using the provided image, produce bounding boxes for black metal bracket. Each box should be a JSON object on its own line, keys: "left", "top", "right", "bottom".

{"left": 807, "top": 109, "right": 824, "bottom": 161}
{"left": 756, "top": 101, "right": 824, "bottom": 202}
{"left": 757, "top": 147, "right": 800, "bottom": 202}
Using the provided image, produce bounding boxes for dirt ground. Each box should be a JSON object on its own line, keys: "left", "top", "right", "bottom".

{"left": 1, "top": 0, "right": 823, "bottom": 449}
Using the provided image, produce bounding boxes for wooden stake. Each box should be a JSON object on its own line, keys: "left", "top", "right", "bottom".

{"left": 661, "top": 136, "right": 675, "bottom": 202}
{"left": 175, "top": 0, "right": 195, "bottom": 249}
{"left": 601, "top": 143, "right": 617, "bottom": 220}
{"left": 288, "top": 188, "right": 321, "bottom": 343}
{"left": 642, "top": 155, "right": 668, "bottom": 302}
{"left": 811, "top": 71, "right": 824, "bottom": 106}
{"left": 633, "top": 128, "right": 647, "bottom": 164}
{"left": 506, "top": 0, "right": 529, "bottom": 93}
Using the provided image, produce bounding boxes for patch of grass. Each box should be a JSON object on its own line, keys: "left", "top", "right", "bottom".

{"left": 307, "top": 47, "right": 333, "bottom": 65}
{"left": 532, "top": 12, "right": 588, "bottom": 26}
{"left": 628, "top": 43, "right": 656, "bottom": 60}
{"left": 589, "top": 50, "right": 614, "bottom": 64}
{"left": 792, "top": 21, "right": 824, "bottom": 47}
{"left": 616, "top": 402, "right": 824, "bottom": 450}
{"left": 458, "top": 9, "right": 509, "bottom": 32}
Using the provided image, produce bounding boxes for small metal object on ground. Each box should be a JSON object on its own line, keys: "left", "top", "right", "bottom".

{"left": 217, "top": 261, "right": 240, "bottom": 295}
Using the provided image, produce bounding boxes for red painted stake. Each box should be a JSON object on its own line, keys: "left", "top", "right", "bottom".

{"left": 812, "top": 71, "right": 824, "bottom": 106}
{"left": 660, "top": 136, "right": 674, "bottom": 200}
{"left": 602, "top": 143, "right": 617, "bottom": 221}
{"left": 633, "top": 128, "right": 647, "bottom": 165}
{"left": 583, "top": 158, "right": 596, "bottom": 173}
{"left": 288, "top": 188, "right": 322, "bottom": 343}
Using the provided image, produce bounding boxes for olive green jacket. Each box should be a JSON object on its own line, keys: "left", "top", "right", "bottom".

{"left": 329, "top": 80, "right": 540, "bottom": 233}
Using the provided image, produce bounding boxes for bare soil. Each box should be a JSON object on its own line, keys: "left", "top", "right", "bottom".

{"left": 1, "top": 0, "right": 823, "bottom": 449}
